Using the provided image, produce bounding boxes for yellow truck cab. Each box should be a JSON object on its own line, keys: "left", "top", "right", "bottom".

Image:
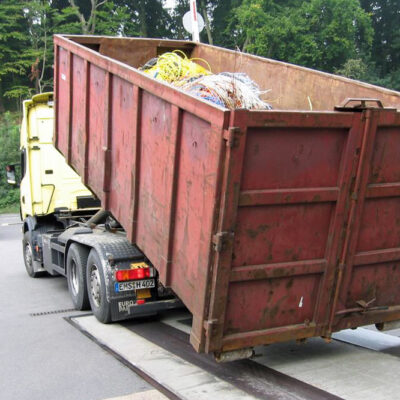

{"left": 10, "top": 92, "right": 181, "bottom": 320}
{"left": 19, "top": 92, "right": 100, "bottom": 279}
{"left": 20, "top": 92, "right": 97, "bottom": 220}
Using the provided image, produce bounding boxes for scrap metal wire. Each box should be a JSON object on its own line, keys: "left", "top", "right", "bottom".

{"left": 174, "top": 72, "right": 272, "bottom": 110}
{"left": 141, "top": 51, "right": 272, "bottom": 110}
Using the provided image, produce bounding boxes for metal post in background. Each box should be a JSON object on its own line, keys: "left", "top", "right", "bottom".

{"left": 189, "top": 0, "right": 200, "bottom": 42}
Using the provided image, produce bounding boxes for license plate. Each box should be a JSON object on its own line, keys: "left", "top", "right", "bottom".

{"left": 114, "top": 279, "right": 155, "bottom": 292}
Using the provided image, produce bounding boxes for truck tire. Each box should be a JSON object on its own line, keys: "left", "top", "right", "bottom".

{"left": 66, "top": 243, "right": 90, "bottom": 311}
{"left": 86, "top": 249, "right": 112, "bottom": 323}
{"left": 22, "top": 231, "right": 43, "bottom": 278}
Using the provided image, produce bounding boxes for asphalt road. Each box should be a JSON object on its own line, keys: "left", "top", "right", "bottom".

{"left": 0, "top": 213, "right": 154, "bottom": 400}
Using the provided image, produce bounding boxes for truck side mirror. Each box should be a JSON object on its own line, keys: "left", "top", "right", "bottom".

{"left": 6, "top": 165, "right": 17, "bottom": 185}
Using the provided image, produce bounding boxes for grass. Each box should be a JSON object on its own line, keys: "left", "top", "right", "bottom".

{"left": 0, "top": 204, "right": 20, "bottom": 214}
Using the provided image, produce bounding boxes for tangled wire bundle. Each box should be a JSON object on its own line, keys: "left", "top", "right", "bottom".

{"left": 141, "top": 51, "right": 272, "bottom": 110}
{"left": 174, "top": 72, "right": 272, "bottom": 110}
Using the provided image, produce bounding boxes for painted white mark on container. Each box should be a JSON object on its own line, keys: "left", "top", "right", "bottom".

{"left": 299, "top": 296, "right": 304, "bottom": 308}
{"left": 61, "top": 73, "right": 66, "bottom": 81}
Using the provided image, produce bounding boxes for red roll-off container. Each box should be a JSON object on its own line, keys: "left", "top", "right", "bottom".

{"left": 54, "top": 35, "right": 400, "bottom": 355}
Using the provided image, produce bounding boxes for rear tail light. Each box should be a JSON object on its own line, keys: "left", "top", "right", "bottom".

{"left": 115, "top": 264, "right": 154, "bottom": 282}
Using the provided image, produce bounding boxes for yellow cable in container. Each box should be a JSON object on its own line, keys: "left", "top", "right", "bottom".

{"left": 142, "top": 50, "right": 211, "bottom": 83}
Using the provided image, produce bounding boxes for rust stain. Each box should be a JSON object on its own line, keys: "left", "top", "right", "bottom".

{"left": 270, "top": 295, "right": 289, "bottom": 320}
{"left": 284, "top": 248, "right": 300, "bottom": 261}
{"left": 246, "top": 224, "right": 270, "bottom": 239}
{"left": 286, "top": 278, "right": 294, "bottom": 289}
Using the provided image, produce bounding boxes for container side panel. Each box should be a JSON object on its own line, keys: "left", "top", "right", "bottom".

{"left": 71, "top": 54, "right": 86, "bottom": 174}
{"left": 99, "top": 39, "right": 158, "bottom": 68}
{"left": 108, "top": 76, "right": 136, "bottom": 225}
{"left": 57, "top": 47, "right": 70, "bottom": 156}
{"left": 241, "top": 128, "right": 347, "bottom": 190}
{"left": 134, "top": 94, "right": 221, "bottom": 320}
{"left": 97, "top": 38, "right": 195, "bottom": 70}
{"left": 87, "top": 64, "right": 108, "bottom": 200}
{"left": 339, "top": 123, "right": 400, "bottom": 312}
{"left": 169, "top": 112, "right": 221, "bottom": 315}
{"left": 225, "top": 275, "right": 321, "bottom": 333}
{"left": 135, "top": 92, "right": 173, "bottom": 271}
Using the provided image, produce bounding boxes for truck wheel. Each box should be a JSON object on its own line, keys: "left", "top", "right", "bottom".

{"left": 22, "top": 231, "right": 42, "bottom": 278}
{"left": 66, "top": 243, "right": 90, "bottom": 310}
{"left": 86, "top": 249, "right": 112, "bottom": 323}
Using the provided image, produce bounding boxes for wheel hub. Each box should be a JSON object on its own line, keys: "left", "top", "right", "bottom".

{"left": 70, "top": 260, "right": 79, "bottom": 296}
{"left": 89, "top": 264, "right": 101, "bottom": 308}
{"left": 25, "top": 243, "right": 33, "bottom": 271}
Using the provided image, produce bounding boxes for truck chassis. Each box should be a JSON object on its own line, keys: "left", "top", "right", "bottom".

{"left": 23, "top": 209, "right": 183, "bottom": 322}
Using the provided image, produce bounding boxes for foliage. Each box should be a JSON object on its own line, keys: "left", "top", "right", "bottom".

{"left": 170, "top": 0, "right": 190, "bottom": 40}
{"left": 113, "top": 0, "right": 172, "bottom": 38}
{"left": 24, "top": 0, "right": 55, "bottom": 93}
{"left": 335, "top": 59, "right": 369, "bottom": 81}
{"left": 53, "top": 1, "right": 131, "bottom": 36}
{"left": 0, "top": 112, "right": 20, "bottom": 211}
{"left": 359, "top": 0, "right": 400, "bottom": 90}
{"left": 0, "top": 1, "right": 37, "bottom": 110}
{"left": 231, "top": 0, "right": 373, "bottom": 73}
{"left": 0, "top": 0, "right": 398, "bottom": 103}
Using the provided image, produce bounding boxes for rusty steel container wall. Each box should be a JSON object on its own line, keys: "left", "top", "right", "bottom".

{"left": 54, "top": 35, "right": 400, "bottom": 354}
{"left": 54, "top": 35, "right": 230, "bottom": 350}
{"left": 205, "top": 109, "right": 400, "bottom": 353}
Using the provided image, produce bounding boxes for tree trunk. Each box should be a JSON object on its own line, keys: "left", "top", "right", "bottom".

{"left": 242, "top": 35, "right": 250, "bottom": 52}
{"left": 200, "top": 0, "right": 213, "bottom": 45}
{"left": 139, "top": 0, "right": 147, "bottom": 37}
{"left": 69, "top": 0, "right": 90, "bottom": 34}
{"left": 0, "top": 81, "right": 5, "bottom": 113}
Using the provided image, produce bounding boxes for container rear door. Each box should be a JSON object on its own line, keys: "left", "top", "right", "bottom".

{"left": 205, "top": 107, "right": 400, "bottom": 354}
{"left": 332, "top": 108, "right": 400, "bottom": 332}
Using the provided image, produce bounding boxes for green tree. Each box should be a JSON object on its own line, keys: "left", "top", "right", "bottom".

{"left": 360, "top": 0, "right": 400, "bottom": 89}
{"left": 0, "top": 1, "right": 38, "bottom": 110}
{"left": 335, "top": 58, "right": 369, "bottom": 80}
{"left": 231, "top": 0, "right": 373, "bottom": 73}
{"left": 24, "top": 1, "right": 56, "bottom": 94}
{"left": 211, "top": 0, "right": 242, "bottom": 48}
{"left": 113, "top": 0, "right": 172, "bottom": 38}
{"left": 0, "top": 112, "right": 20, "bottom": 211}
{"left": 170, "top": 0, "right": 189, "bottom": 39}
{"left": 53, "top": 0, "right": 129, "bottom": 35}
